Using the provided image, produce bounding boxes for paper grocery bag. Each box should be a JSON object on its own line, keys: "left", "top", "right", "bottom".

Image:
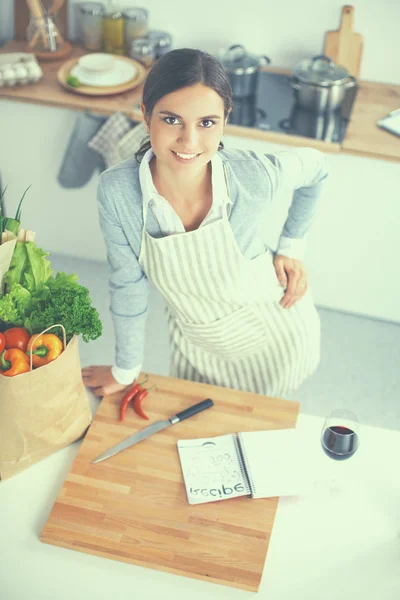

{"left": 0, "top": 237, "right": 17, "bottom": 293}
{"left": 0, "top": 335, "right": 92, "bottom": 480}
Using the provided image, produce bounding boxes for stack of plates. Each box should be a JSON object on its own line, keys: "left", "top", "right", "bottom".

{"left": 71, "top": 53, "right": 137, "bottom": 87}
{"left": 58, "top": 52, "right": 147, "bottom": 96}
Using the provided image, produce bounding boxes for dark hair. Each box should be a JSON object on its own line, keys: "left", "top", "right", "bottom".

{"left": 135, "top": 48, "right": 233, "bottom": 162}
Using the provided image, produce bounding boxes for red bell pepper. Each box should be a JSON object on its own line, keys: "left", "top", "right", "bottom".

{"left": 0, "top": 333, "right": 5, "bottom": 354}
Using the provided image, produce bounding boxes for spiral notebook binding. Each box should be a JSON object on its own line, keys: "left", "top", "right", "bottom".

{"left": 234, "top": 433, "right": 256, "bottom": 497}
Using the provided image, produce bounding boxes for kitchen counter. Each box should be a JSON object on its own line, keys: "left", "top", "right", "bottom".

{"left": 1, "top": 401, "right": 399, "bottom": 600}
{"left": 1, "top": 40, "right": 400, "bottom": 162}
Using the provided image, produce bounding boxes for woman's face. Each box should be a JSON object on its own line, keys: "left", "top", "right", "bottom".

{"left": 141, "top": 83, "right": 227, "bottom": 174}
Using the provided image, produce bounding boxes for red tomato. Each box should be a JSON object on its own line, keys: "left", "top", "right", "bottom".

{"left": 0, "top": 332, "right": 5, "bottom": 353}
{"left": 4, "top": 327, "right": 31, "bottom": 352}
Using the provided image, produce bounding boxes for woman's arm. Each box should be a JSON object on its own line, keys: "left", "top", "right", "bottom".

{"left": 259, "top": 148, "right": 329, "bottom": 308}
{"left": 97, "top": 176, "right": 149, "bottom": 381}
{"left": 260, "top": 147, "right": 329, "bottom": 260}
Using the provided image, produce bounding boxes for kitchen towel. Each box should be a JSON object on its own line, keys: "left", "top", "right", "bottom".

{"left": 88, "top": 112, "right": 133, "bottom": 168}
{"left": 118, "top": 122, "right": 148, "bottom": 161}
{"left": 58, "top": 111, "right": 107, "bottom": 189}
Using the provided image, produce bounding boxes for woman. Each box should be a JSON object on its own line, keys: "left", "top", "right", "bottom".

{"left": 83, "top": 48, "right": 328, "bottom": 398}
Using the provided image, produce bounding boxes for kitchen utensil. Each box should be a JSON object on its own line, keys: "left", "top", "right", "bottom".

{"left": 146, "top": 30, "right": 173, "bottom": 58}
{"left": 291, "top": 54, "right": 356, "bottom": 113}
{"left": 78, "top": 2, "right": 105, "bottom": 51}
{"left": 324, "top": 5, "right": 364, "bottom": 78}
{"left": 57, "top": 55, "right": 146, "bottom": 96}
{"left": 128, "top": 37, "right": 156, "bottom": 67}
{"left": 123, "top": 7, "right": 149, "bottom": 51}
{"left": 41, "top": 373, "right": 300, "bottom": 592}
{"left": 92, "top": 398, "right": 214, "bottom": 463}
{"left": 219, "top": 44, "right": 271, "bottom": 98}
{"left": 14, "top": 0, "right": 68, "bottom": 41}
{"left": 26, "top": 0, "right": 72, "bottom": 60}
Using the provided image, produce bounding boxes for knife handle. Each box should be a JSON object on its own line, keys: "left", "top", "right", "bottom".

{"left": 172, "top": 398, "right": 214, "bottom": 423}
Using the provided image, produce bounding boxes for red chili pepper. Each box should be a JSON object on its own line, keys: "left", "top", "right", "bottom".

{"left": 119, "top": 374, "right": 149, "bottom": 421}
{"left": 132, "top": 385, "right": 156, "bottom": 420}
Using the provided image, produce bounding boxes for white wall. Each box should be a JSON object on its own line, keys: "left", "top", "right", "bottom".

{"left": 1, "top": 0, "right": 400, "bottom": 84}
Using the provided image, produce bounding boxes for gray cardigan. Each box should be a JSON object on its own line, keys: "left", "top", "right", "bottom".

{"left": 97, "top": 146, "right": 329, "bottom": 374}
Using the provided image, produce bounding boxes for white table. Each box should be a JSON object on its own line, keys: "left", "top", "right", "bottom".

{"left": 2, "top": 403, "right": 399, "bottom": 600}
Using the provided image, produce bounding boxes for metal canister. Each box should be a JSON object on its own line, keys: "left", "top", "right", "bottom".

{"left": 129, "top": 37, "right": 157, "bottom": 68}
{"left": 123, "top": 7, "right": 149, "bottom": 52}
{"left": 78, "top": 3, "right": 105, "bottom": 51}
{"left": 146, "top": 30, "right": 172, "bottom": 59}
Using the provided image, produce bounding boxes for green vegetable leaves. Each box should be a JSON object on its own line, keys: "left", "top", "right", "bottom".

{"left": 0, "top": 283, "right": 32, "bottom": 327}
{"left": 0, "top": 242, "right": 102, "bottom": 343}
{"left": 4, "top": 241, "right": 52, "bottom": 294}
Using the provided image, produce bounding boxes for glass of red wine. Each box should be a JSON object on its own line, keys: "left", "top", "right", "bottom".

{"left": 321, "top": 409, "right": 360, "bottom": 461}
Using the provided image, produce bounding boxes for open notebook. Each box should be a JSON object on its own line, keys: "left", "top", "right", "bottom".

{"left": 177, "top": 429, "right": 313, "bottom": 505}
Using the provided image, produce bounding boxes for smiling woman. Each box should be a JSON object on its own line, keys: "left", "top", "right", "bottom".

{"left": 82, "top": 48, "right": 329, "bottom": 400}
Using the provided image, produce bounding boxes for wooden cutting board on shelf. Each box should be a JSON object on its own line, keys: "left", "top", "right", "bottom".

{"left": 41, "top": 373, "right": 299, "bottom": 592}
{"left": 324, "top": 5, "right": 364, "bottom": 77}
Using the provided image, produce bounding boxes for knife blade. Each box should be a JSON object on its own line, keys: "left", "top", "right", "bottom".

{"left": 91, "top": 398, "right": 214, "bottom": 464}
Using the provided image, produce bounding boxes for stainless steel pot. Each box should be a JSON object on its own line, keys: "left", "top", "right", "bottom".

{"left": 229, "top": 96, "right": 268, "bottom": 127}
{"left": 219, "top": 45, "right": 271, "bottom": 98}
{"left": 291, "top": 54, "right": 356, "bottom": 113}
{"left": 279, "top": 105, "right": 340, "bottom": 142}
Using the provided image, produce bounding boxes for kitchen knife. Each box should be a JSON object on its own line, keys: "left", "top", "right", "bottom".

{"left": 91, "top": 398, "right": 214, "bottom": 464}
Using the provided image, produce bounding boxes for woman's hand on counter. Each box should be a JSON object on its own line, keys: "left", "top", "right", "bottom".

{"left": 82, "top": 365, "right": 130, "bottom": 397}
{"left": 274, "top": 254, "right": 308, "bottom": 309}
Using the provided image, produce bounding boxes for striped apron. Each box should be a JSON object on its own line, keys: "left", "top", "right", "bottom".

{"left": 138, "top": 177, "right": 320, "bottom": 397}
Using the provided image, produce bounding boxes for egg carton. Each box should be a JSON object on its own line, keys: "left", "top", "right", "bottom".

{"left": 0, "top": 53, "right": 43, "bottom": 87}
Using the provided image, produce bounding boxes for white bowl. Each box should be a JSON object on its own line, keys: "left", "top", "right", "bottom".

{"left": 78, "top": 53, "right": 115, "bottom": 73}
{"left": 70, "top": 58, "right": 137, "bottom": 87}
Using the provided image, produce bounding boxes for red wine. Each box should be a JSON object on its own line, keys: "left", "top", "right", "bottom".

{"left": 321, "top": 425, "right": 359, "bottom": 461}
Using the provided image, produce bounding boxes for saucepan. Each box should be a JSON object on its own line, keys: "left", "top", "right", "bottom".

{"left": 290, "top": 54, "right": 356, "bottom": 113}
{"left": 218, "top": 45, "right": 271, "bottom": 98}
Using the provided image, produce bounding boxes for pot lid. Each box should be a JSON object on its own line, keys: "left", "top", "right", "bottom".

{"left": 219, "top": 45, "right": 260, "bottom": 74}
{"left": 293, "top": 55, "right": 350, "bottom": 86}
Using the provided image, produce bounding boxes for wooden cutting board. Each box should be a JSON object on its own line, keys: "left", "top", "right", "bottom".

{"left": 41, "top": 373, "right": 299, "bottom": 592}
{"left": 324, "top": 5, "right": 364, "bottom": 77}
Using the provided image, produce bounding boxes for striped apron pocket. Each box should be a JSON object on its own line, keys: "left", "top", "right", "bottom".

{"left": 176, "top": 305, "right": 267, "bottom": 360}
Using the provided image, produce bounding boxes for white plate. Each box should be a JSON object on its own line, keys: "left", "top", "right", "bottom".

{"left": 70, "top": 59, "right": 137, "bottom": 87}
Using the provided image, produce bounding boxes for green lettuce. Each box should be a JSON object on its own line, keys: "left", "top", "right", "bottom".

{"left": 4, "top": 241, "right": 52, "bottom": 294}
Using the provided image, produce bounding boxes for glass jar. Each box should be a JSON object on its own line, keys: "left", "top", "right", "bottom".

{"left": 27, "top": 14, "right": 65, "bottom": 54}
{"left": 146, "top": 30, "right": 172, "bottom": 59}
{"left": 103, "top": 1, "right": 125, "bottom": 55}
{"left": 129, "top": 37, "right": 157, "bottom": 68}
{"left": 78, "top": 2, "right": 105, "bottom": 51}
{"left": 123, "top": 7, "right": 148, "bottom": 52}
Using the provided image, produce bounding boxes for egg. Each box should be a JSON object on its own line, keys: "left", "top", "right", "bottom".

{"left": 14, "top": 65, "right": 29, "bottom": 83}
{"left": 26, "top": 62, "right": 43, "bottom": 82}
{"left": 2, "top": 68, "right": 16, "bottom": 86}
